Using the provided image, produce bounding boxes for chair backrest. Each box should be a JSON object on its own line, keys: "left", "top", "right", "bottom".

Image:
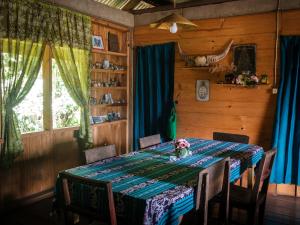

{"left": 84, "top": 145, "right": 116, "bottom": 164}
{"left": 139, "top": 134, "right": 161, "bottom": 149}
{"left": 213, "top": 132, "right": 249, "bottom": 144}
{"left": 60, "top": 171, "right": 117, "bottom": 225}
{"left": 195, "top": 157, "right": 230, "bottom": 225}
{"left": 251, "top": 148, "right": 277, "bottom": 203}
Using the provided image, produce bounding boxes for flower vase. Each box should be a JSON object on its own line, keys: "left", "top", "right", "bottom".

{"left": 175, "top": 148, "right": 189, "bottom": 158}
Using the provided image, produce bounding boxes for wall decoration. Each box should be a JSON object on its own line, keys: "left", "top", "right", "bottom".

{"left": 100, "top": 93, "right": 114, "bottom": 105}
{"left": 178, "top": 40, "right": 233, "bottom": 67}
{"left": 92, "top": 116, "right": 107, "bottom": 124}
{"left": 92, "top": 35, "right": 104, "bottom": 49}
{"left": 260, "top": 74, "right": 269, "bottom": 84}
{"left": 108, "top": 32, "right": 119, "bottom": 52}
{"left": 102, "top": 59, "right": 110, "bottom": 69}
{"left": 196, "top": 80, "right": 209, "bottom": 101}
{"left": 233, "top": 44, "right": 256, "bottom": 74}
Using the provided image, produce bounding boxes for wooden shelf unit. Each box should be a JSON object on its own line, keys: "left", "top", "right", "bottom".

{"left": 91, "top": 18, "right": 131, "bottom": 155}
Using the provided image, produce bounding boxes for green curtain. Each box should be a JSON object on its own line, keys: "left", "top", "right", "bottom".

{"left": 50, "top": 8, "right": 93, "bottom": 149}
{"left": 0, "top": 0, "right": 47, "bottom": 167}
{"left": 0, "top": 39, "right": 45, "bottom": 167}
{"left": 0, "top": 0, "right": 93, "bottom": 167}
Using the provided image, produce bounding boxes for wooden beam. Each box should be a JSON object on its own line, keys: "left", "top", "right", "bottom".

{"left": 43, "top": 46, "right": 52, "bottom": 131}
{"left": 122, "top": 0, "right": 142, "bottom": 11}
{"left": 131, "top": 0, "right": 239, "bottom": 14}
{"left": 143, "top": 0, "right": 169, "bottom": 7}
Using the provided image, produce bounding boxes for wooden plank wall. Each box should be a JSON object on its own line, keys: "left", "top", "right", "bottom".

{"left": 0, "top": 128, "right": 82, "bottom": 210}
{"left": 134, "top": 10, "right": 300, "bottom": 196}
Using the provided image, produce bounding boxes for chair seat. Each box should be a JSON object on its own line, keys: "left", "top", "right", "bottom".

{"left": 230, "top": 185, "right": 266, "bottom": 208}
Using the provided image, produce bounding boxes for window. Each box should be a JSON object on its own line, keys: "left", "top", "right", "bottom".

{"left": 52, "top": 60, "right": 80, "bottom": 129}
{"left": 15, "top": 69, "right": 44, "bottom": 133}
{"left": 6, "top": 49, "right": 81, "bottom": 134}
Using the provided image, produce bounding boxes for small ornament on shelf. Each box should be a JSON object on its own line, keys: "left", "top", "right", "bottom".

{"left": 218, "top": 70, "right": 265, "bottom": 87}
{"left": 260, "top": 74, "right": 269, "bottom": 84}
{"left": 99, "top": 93, "right": 114, "bottom": 105}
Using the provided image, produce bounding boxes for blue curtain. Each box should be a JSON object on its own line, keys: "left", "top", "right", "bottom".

{"left": 271, "top": 36, "right": 300, "bottom": 185}
{"left": 133, "top": 42, "right": 175, "bottom": 150}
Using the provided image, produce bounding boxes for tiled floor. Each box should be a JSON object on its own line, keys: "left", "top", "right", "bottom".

{"left": 1, "top": 194, "right": 300, "bottom": 225}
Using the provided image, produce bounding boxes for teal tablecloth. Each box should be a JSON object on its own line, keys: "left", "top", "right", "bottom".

{"left": 56, "top": 138, "right": 264, "bottom": 225}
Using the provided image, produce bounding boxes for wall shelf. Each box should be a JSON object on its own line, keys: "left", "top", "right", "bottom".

{"left": 91, "top": 19, "right": 131, "bottom": 155}
{"left": 92, "top": 119, "right": 127, "bottom": 127}
{"left": 92, "top": 49, "right": 127, "bottom": 57}
{"left": 91, "top": 69, "right": 127, "bottom": 74}
{"left": 215, "top": 83, "right": 271, "bottom": 89}
{"left": 178, "top": 66, "right": 210, "bottom": 70}
{"left": 90, "top": 103, "right": 127, "bottom": 108}
{"left": 91, "top": 87, "right": 127, "bottom": 90}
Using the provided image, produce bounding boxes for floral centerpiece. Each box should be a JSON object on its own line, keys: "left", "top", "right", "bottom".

{"left": 174, "top": 139, "right": 192, "bottom": 158}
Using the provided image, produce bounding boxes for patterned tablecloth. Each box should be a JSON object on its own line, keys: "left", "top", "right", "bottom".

{"left": 57, "top": 138, "right": 264, "bottom": 225}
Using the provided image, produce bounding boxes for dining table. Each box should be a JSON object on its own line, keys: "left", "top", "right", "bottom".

{"left": 56, "top": 138, "right": 264, "bottom": 225}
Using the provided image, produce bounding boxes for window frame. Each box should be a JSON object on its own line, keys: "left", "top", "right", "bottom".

{"left": 19, "top": 45, "right": 80, "bottom": 135}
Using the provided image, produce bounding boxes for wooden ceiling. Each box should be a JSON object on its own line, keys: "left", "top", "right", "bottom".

{"left": 94, "top": 0, "right": 239, "bottom": 14}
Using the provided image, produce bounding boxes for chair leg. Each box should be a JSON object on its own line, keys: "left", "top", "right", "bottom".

{"left": 247, "top": 206, "right": 257, "bottom": 225}
{"left": 219, "top": 203, "right": 229, "bottom": 225}
{"left": 63, "top": 210, "right": 69, "bottom": 225}
{"left": 258, "top": 201, "right": 266, "bottom": 225}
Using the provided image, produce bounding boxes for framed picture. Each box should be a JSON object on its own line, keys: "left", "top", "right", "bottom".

{"left": 196, "top": 80, "right": 209, "bottom": 101}
{"left": 108, "top": 32, "right": 119, "bottom": 52}
{"left": 92, "top": 35, "right": 104, "bottom": 50}
{"left": 92, "top": 115, "right": 107, "bottom": 124}
{"left": 233, "top": 44, "right": 256, "bottom": 74}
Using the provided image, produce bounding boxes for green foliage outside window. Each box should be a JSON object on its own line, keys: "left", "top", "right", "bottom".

{"left": 52, "top": 60, "right": 80, "bottom": 128}
{"left": 13, "top": 59, "right": 80, "bottom": 133}
{"left": 14, "top": 67, "right": 43, "bottom": 133}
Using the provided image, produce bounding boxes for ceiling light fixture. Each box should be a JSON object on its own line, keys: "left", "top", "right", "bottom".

{"left": 149, "top": 0, "right": 198, "bottom": 34}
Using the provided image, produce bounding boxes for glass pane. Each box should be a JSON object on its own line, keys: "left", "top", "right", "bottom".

{"left": 52, "top": 60, "right": 80, "bottom": 129}
{"left": 15, "top": 69, "right": 43, "bottom": 133}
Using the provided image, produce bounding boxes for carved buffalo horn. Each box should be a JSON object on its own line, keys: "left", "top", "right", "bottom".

{"left": 178, "top": 40, "right": 234, "bottom": 67}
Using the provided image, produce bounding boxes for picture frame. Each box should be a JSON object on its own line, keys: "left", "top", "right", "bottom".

{"left": 108, "top": 32, "right": 119, "bottom": 52}
{"left": 196, "top": 80, "right": 210, "bottom": 101}
{"left": 92, "top": 35, "right": 104, "bottom": 50}
{"left": 92, "top": 115, "right": 107, "bottom": 124}
{"left": 233, "top": 44, "right": 256, "bottom": 74}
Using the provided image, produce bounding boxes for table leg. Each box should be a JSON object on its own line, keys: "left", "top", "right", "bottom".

{"left": 247, "top": 166, "right": 255, "bottom": 189}
{"left": 178, "top": 215, "right": 183, "bottom": 224}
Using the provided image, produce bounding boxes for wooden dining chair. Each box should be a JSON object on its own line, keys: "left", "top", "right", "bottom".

{"left": 213, "top": 132, "right": 249, "bottom": 187}
{"left": 139, "top": 134, "right": 161, "bottom": 149}
{"left": 194, "top": 157, "right": 230, "bottom": 225}
{"left": 60, "top": 171, "right": 117, "bottom": 225}
{"left": 213, "top": 132, "right": 249, "bottom": 144}
{"left": 229, "top": 149, "right": 277, "bottom": 225}
{"left": 84, "top": 145, "right": 116, "bottom": 164}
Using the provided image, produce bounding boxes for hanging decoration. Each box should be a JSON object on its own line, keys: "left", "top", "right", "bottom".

{"left": 178, "top": 40, "right": 234, "bottom": 67}
{"left": 149, "top": 0, "right": 198, "bottom": 33}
